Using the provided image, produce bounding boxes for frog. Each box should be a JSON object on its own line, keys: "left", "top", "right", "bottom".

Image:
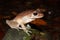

{"left": 6, "top": 9, "right": 44, "bottom": 36}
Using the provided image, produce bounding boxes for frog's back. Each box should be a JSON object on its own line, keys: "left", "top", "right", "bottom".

{"left": 14, "top": 10, "right": 35, "bottom": 20}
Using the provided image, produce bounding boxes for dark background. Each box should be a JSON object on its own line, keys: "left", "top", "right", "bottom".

{"left": 0, "top": 0, "right": 60, "bottom": 40}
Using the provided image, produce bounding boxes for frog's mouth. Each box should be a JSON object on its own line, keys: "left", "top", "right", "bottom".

{"left": 30, "top": 16, "right": 44, "bottom": 19}
{"left": 30, "top": 18, "right": 41, "bottom": 19}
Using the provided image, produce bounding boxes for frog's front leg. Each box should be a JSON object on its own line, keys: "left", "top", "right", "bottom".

{"left": 19, "top": 24, "right": 31, "bottom": 36}
{"left": 26, "top": 24, "right": 32, "bottom": 33}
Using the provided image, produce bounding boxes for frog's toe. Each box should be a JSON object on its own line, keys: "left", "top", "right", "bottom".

{"left": 28, "top": 31, "right": 32, "bottom": 33}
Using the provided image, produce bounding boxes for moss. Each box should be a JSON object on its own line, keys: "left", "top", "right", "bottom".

{"left": 3, "top": 28, "right": 47, "bottom": 40}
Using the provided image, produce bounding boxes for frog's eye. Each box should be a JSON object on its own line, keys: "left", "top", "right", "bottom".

{"left": 33, "top": 13, "right": 38, "bottom": 16}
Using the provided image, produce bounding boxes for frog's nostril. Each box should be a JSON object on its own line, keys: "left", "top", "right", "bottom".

{"left": 33, "top": 13, "right": 38, "bottom": 16}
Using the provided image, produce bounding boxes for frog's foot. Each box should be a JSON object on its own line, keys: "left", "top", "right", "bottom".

{"left": 19, "top": 27, "right": 31, "bottom": 36}
{"left": 26, "top": 32, "right": 30, "bottom": 36}
{"left": 27, "top": 32, "right": 30, "bottom": 36}
{"left": 25, "top": 29, "right": 32, "bottom": 36}
{"left": 28, "top": 31, "right": 32, "bottom": 33}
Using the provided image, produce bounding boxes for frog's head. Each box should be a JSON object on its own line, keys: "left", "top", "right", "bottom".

{"left": 29, "top": 9, "right": 44, "bottom": 19}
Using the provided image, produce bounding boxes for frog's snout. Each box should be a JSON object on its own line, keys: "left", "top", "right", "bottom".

{"left": 39, "top": 13, "right": 44, "bottom": 18}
